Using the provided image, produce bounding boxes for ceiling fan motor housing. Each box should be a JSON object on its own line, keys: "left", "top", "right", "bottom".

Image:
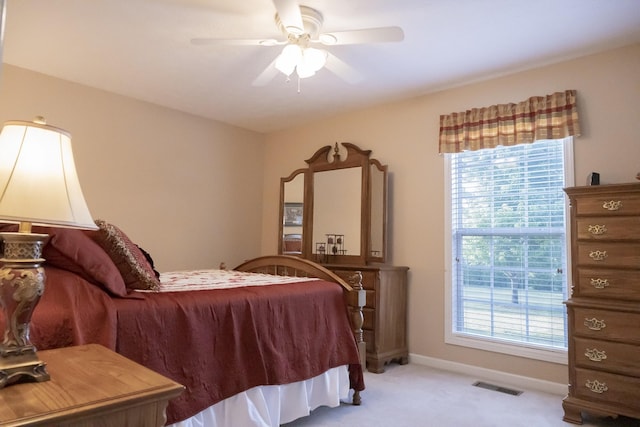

{"left": 276, "top": 5, "right": 323, "bottom": 40}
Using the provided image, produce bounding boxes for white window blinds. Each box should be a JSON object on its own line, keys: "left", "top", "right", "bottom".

{"left": 449, "top": 138, "right": 569, "bottom": 350}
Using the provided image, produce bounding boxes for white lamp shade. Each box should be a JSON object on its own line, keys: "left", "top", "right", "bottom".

{"left": 0, "top": 120, "right": 97, "bottom": 230}
{"left": 296, "top": 48, "right": 327, "bottom": 79}
{"left": 275, "top": 44, "right": 328, "bottom": 79}
{"left": 275, "top": 44, "right": 302, "bottom": 76}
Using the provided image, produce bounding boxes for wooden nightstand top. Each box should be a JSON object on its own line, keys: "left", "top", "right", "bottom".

{"left": 0, "top": 344, "right": 184, "bottom": 427}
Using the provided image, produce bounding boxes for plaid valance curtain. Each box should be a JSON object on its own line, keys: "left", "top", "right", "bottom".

{"left": 438, "top": 90, "right": 580, "bottom": 153}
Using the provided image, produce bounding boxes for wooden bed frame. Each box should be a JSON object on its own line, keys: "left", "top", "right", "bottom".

{"left": 234, "top": 255, "right": 367, "bottom": 405}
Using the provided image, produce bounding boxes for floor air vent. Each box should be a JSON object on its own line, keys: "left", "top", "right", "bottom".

{"left": 472, "top": 381, "right": 523, "bottom": 396}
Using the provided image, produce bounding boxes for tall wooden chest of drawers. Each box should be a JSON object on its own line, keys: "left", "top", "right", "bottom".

{"left": 324, "top": 263, "right": 409, "bottom": 373}
{"left": 563, "top": 183, "right": 640, "bottom": 424}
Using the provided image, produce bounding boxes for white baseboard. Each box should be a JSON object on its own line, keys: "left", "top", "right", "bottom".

{"left": 409, "top": 353, "right": 568, "bottom": 396}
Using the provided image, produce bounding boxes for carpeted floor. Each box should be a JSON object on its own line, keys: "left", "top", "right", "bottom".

{"left": 284, "top": 363, "right": 640, "bottom": 427}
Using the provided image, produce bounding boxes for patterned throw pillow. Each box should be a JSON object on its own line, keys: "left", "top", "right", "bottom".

{"left": 89, "top": 220, "right": 160, "bottom": 291}
{"left": 0, "top": 223, "right": 129, "bottom": 297}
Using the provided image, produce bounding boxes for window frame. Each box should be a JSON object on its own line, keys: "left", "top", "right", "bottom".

{"left": 443, "top": 138, "right": 574, "bottom": 364}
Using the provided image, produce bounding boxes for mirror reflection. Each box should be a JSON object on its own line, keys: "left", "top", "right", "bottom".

{"left": 281, "top": 172, "right": 304, "bottom": 255}
{"left": 313, "top": 167, "right": 362, "bottom": 257}
{"left": 370, "top": 161, "right": 386, "bottom": 260}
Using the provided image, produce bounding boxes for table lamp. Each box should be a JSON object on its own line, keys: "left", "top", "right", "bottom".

{"left": 0, "top": 117, "right": 97, "bottom": 388}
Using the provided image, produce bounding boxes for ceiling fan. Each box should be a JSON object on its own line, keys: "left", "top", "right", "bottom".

{"left": 191, "top": 0, "right": 404, "bottom": 87}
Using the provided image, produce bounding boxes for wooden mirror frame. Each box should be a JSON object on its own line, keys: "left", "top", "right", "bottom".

{"left": 368, "top": 158, "right": 388, "bottom": 263}
{"left": 278, "top": 142, "right": 388, "bottom": 265}
{"left": 278, "top": 168, "right": 307, "bottom": 256}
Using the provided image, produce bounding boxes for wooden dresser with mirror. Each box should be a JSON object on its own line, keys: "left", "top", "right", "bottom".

{"left": 279, "top": 143, "right": 408, "bottom": 373}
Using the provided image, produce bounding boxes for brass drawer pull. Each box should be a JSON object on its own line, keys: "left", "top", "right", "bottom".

{"left": 602, "top": 200, "right": 622, "bottom": 211}
{"left": 584, "top": 317, "right": 606, "bottom": 331}
{"left": 584, "top": 348, "right": 607, "bottom": 362}
{"left": 585, "top": 379, "right": 608, "bottom": 394}
{"left": 587, "top": 225, "right": 607, "bottom": 235}
{"left": 588, "top": 250, "right": 607, "bottom": 261}
{"left": 590, "top": 278, "right": 609, "bottom": 289}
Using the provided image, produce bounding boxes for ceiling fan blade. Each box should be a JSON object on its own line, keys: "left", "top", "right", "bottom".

{"left": 191, "top": 38, "right": 279, "bottom": 46}
{"left": 252, "top": 58, "right": 281, "bottom": 86}
{"left": 324, "top": 52, "right": 363, "bottom": 84}
{"left": 272, "top": 0, "right": 304, "bottom": 35}
{"left": 320, "top": 26, "right": 404, "bottom": 45}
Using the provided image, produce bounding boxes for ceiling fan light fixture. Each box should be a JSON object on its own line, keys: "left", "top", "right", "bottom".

{"left": 275, "top": 44, "right": 302, "bottom": 76}
{"left": 296, "top": 47, "right": 326, "bottom": 79}
{"left": 304, "top": 47, "right": 327, "bottom": 70}
{"left": 296, "top": 64, "right": 316, "bottom": 79}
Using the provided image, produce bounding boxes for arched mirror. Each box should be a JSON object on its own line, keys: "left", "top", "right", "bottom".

{"left": 278, "top": 142, "right": 387, "bottom": 265}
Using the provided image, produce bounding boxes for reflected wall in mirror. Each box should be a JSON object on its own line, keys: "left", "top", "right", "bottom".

{"left": 279, "top": 170, "right": 305, "bottom": 255}
{"left": 313, "top": 167, "right": 362, "bottom": 257}
{"left": 369, "top": 160, "right": 387, "bottom": 261}
{"left": 278, "top": 142, "right": 388, "bottom": 265}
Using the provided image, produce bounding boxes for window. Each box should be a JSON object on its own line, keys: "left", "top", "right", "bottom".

{"left": 445, "top": 138, "right": 573, "bottom": 362}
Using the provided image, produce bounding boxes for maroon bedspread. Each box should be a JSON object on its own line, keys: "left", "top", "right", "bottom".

{"left": 113, "top": 280, "right": 363, "bottom": 424}
{"left": 0, "top": 267, "right": 363, "bottom": 425}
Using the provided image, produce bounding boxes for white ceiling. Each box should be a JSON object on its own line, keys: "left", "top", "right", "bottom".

{"left": 3, "top": 0, "right": 640, "bottom": 133}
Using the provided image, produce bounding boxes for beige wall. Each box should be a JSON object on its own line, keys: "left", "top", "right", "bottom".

{"left": 1, "top": 43, "right": 638, "bottom": 386}
{"left": 0, "top": 64, "right": 266, "bottom": 271}
{"left": 262, "top": 43, "right": 640, "bottom": 384}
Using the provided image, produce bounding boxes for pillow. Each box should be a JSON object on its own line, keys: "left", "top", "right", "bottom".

{"left": 0, "top": 223, "right": 129, "bottom": 297}
{"left": 88, "top": 220, "right": 160, "bottom": 291}
{"left": 41, "top": 227, "right": 129, "bottom": 297}
{"left": 137, "top": 244, "right": 160, "bottom": 279}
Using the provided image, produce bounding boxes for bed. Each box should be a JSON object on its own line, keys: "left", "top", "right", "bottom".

{"left": 0, "top": 221, "right": 365, "bottom": 426}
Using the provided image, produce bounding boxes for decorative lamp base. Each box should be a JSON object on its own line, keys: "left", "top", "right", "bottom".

{"left": 0, "top": 346, "right": 49, "bottom": 387}
{"left": 0, "top": 231, "right": 50, "bottom": 388}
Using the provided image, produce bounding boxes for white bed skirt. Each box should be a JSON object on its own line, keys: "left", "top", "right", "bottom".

{"left": 168, "top": 365, "right": 350, "bottom": 427}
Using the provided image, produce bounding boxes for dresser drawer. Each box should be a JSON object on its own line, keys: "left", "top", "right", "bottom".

{"left": 572, "top": 307, "right": 640, "bottom": 344}
{"left": 576, "top": 268, "right": 640, "bottom": 301}
{"left": 573, "top": 337, "right": 640, "bottom": 377}
{"left": 358, "top": 270, "right": 377, "bottom": 290}
{"left": 574, "top": 193, "right": 640, "bottom": 216}
{"left": 331, "top": 269, "right": 377, "bottom": 291}
{"left": 574, "top": 368, "right": 640, "bottom": 410}
{"left": 576, "top": 242, "right": 640, "bottom": 268}
{"left": 576, "top": 217, "right": 640, "bottom": 240}
{"left": 363, "top": 307, "right": 374, "bottom": 330}
{"left": 332, "top": 271, "right": 376, "bottom": 307}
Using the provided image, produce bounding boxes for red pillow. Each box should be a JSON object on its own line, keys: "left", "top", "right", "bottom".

{"left": 88, "top": 220, "right": 160, "bottom": 291}
{"left": 0, "top": 223, "right": 128, "bottom": 297}
{"left": 41, "top": 227, "right": 129, "bottom": 297}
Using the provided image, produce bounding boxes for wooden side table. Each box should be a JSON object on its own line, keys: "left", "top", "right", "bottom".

{"left": 0, "top": 344, "right": 184, "bottom": 427}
